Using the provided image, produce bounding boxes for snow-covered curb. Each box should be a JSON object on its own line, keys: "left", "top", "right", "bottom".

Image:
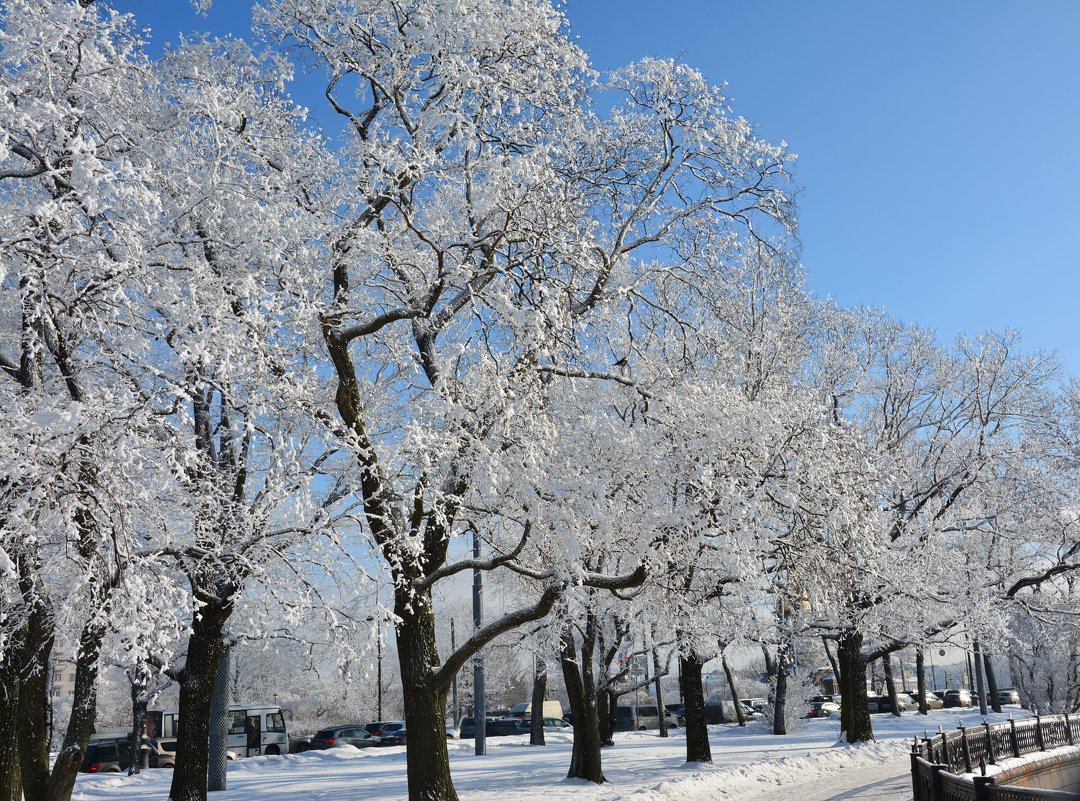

{"left": 633, "top": 740, "right": 909, "bottom": 800}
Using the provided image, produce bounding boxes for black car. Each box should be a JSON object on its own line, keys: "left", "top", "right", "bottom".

{"left": 377, "top": 725, "right": 406, "bottom": 746}
{"left": 81, "top": 739, "right": 136, "bottom": 773}
{"left": 309, "top": 725, "right": 380, "bottom": 750}
{"left": 488, "top": 718, "right": 530, "bottom": 737}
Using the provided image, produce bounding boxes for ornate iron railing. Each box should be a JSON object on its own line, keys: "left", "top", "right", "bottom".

{"left": 910, "top": 714, "right": 1080, "bottom": 801}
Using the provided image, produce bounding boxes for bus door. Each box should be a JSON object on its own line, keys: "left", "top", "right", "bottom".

{"left": 245, "top": 715, "right": 262, "bottom": 757}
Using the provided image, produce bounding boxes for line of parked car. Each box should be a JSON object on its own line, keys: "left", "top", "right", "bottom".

{"left": 293, "top": 720, "right": 409, "bottom": 751}
{"left": 804, "top": 687, "right": 1022, "bottom": 719}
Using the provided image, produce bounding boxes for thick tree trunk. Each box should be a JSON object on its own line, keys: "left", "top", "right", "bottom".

{"left": 822, "top": 636, "right": 841, "bottom": 693}
{"left": 837, "top": 629, "right": 874, "bottom": 743}
{"left": 17, "top": 605, "right": 54, "bottom": 801}
{"left": 883, "top": 652, "right": 901, "bottom": 717}
{"left": 653, "top": 647, "right": 667, "bottom": 737}
{"left": 772, "top": 641, "right": 790, "bottom": 735}
{"left": 916, "top": 647, "right": 928, "bottom": 715}
{"left": 529, "top": 663, "right": 546, "bottom": 746}
{"left": 761, "top": 643, "right": 777, "bottom": 678}
{"left": 168, "top": 597, "right": 234, "bottom": 801}
{"left": 0, "top": 658, "right": 23, "bottom": 801}
{"left": 680, "top": 652, "right": 711, "bottom": 764}
{"left": 38, "top": 619, "right": 109, "bottom": 801}
{"left": 396, "top": 586, "right": 457, "bottom": 801}
{"left": 560, "top": 625, "right": 604, "bottom": 783}
{"left": 721, "top": 655, "right": 744, "bottom": 726}
{"left": 984, "top": 652, "right": 1001, "bottom": 713}
{"left": 597, "top": 689, "right": 615, "bottom": 747}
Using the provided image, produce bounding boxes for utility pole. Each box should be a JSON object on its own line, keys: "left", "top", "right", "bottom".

{"left": 473, "top": 529, "right": 486, "bottom": 756}
{"left": 973, "top": 639, "right": 988, "bottom": 716}
{"left": 451, "top": 618, "right": 458, "bottom": 728}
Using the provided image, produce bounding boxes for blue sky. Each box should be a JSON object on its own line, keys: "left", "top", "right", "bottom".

{"left": 113, "top": 0, "right": 1080, "bottom": 375}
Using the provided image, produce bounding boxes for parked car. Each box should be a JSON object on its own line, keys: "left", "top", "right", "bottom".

{"left": 943, "top": 689, "right": 973, "bottom": 708}
{"left": 309, "top": 725, "right": 380, "bottom": 750}
{"left": 809, "top": 694, "right": 841, "bottom": 705}
{"left": 740, "top": 698, "right": 769, "bottom": 714}
{"left": 806, "top": 700, "right": 840, "bottom": 718}
{"left": 289, "top": 734, "right": 313, "bottom": 753}
{"left": 543, "top": 717, "right": 572, "bottom": 732}
{"left": 869, "top": 692, "right": 917, "bottom": 714}
{"left": 363, "top": 721, "right": 401, "bottom": 738}
{"left": 509, "top": 700, "right": 565, "bottom": 720}
{"left": 147, "top": 737, "right": 178, "bottom": 768}
{"left": 458, "top": 715, "right": 524, "bottom": 738}
{"left": 378, "top": 727, "right": 407, "bottom": 746}
{"left": 912, "top": 691, "right": 944, "bottom": 710}
{"left": 996, "top": 688, "right": 1021, "bottom": 706}
{"left": 663, "top": 704, "right": 687, "bottom": 726}
{"left": 702, "top": 700, "right": 758, "bottom": 724}
{"left": 614, "top": 704, "right": 679, "bottom": 731}
{"left": 81, "top": 738, "right": 135, "bottom": 773}
{"left": 488, "top": 718, "right": 530, "bottom": 737}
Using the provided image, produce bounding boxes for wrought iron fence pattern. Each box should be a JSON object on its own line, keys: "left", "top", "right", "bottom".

{"left": 911, "top": 714, "right": 1080, "bottom": 801}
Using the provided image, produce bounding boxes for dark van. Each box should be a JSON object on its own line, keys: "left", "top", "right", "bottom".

{"left": 81, "top": 738, "right": 135, "bottom": 773}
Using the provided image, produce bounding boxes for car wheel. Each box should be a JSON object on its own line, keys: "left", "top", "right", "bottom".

{"left": 639, "top": 726, "right": 647, "bottom": 731}
{"left": 265, "top": 745, "right": 281, "bottom": 755}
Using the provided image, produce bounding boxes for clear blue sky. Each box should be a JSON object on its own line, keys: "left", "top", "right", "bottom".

{"left": 112, "top": 0, "right": 1080, "bottom": 375}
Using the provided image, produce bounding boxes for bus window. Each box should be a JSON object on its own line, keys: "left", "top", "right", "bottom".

{"left": 229, "top": 710, "right": 246, "bottom": 736}
{"left": 267, "top": 712, "right": 285, "bottom": 733}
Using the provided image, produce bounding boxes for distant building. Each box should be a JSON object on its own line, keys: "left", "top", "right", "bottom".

{"left": 51, "top": 648, "right": 78, "bottom": 701}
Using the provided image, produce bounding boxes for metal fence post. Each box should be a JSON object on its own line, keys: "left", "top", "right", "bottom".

{"left": 972, "top": 774, "right": 995, "bottom": 801}
{"left": 931, "top": 763, "right": 947, "bottom": 801}
{"left": 983, "top": 720, "right": 996, "bottom": 765}
{"left": 911, "top": 747, "right": 924, "bottom": 801}
{"left": 959, "top": 722, "right": 972, "bottom": 773}
{"left": 940, "top": 730, "right": 952, "bottom": 770}
{"left": 1035, "top": 711, "right": 1046, "bottom": 752}
{"left": 1067, "top": 713, "right": 1075, "bottom": 746}
{"left": 1009, "top": 716, "right": 1020, "bottom": 758}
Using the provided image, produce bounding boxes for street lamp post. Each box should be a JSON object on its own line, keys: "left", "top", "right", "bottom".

{"left": 366, "top": 615, "right": 384, "bottom": 722}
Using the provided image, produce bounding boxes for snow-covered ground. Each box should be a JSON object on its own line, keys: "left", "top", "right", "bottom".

{"left": 71, "top": 707, "right": 1029, "bottom": 801}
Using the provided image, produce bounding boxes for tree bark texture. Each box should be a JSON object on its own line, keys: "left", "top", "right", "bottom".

{"left": 560, "top": 623, "right": 605, "bottom": 783}
{"left": 837, "top": 629, "right": 874, "bottom": 743}
{"left": 822, "top": 636, "right": 841, "bottom": 693}
{"left": 653, "top": 646, "right": 667, "bottom": 737}
{"left": 36, "top": 618, "right": 109, "bottom": 801}
{"left": 168, "top": 597, "right": 234, "bottom": 801}
{"left": 772, "top": 641, "right": 790, "bottom": 736}
{"left": 0, "top": 658, "right": 24, "bottom": 801}
{"left": 721, "top": 654, "right": 744, "bottom": 726}
{"left": 396, "top": 586, "right": 457, "bottom": 801}
{"left": 680, "top": 652, "right": 711, "bottom": 763}
{"left": 17, "top": 600, "right": 55, "bottom": 801}
{"left": 598, "top": 690, "right": 617, "bottom": 747}
{"left": 529, "top": 663, "right": 547, "bottom": 746}
{"left": 882, "top": 652, "right": 901, "bottom": 717}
